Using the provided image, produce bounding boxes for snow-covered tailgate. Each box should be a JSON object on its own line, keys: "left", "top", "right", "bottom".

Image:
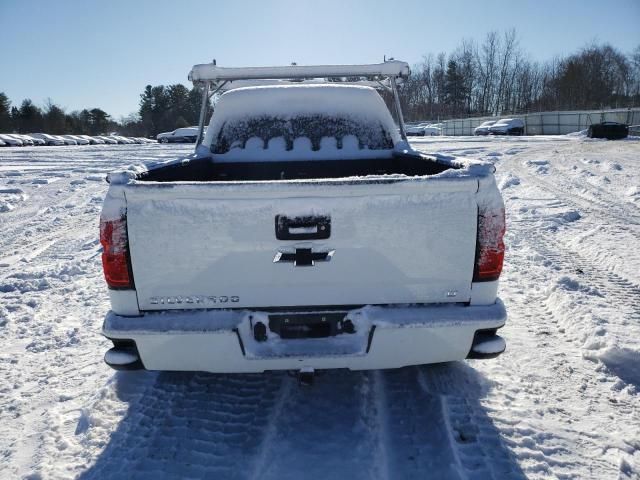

{"left": 126, "top": 178, "right": 477, "bottom": 310}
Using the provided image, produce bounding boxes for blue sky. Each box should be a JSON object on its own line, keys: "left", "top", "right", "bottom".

{"left": 1, "top": 0, "right": 638, "bottom": 118}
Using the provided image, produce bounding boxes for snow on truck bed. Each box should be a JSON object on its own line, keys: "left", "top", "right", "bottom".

{"left": 201, "top": 85, "right": 401, "bottom": 161}
{"left": 0, "top": 137, "right": 639, "bottom": 479}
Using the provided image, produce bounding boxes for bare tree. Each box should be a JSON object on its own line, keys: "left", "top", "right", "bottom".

{"left": 475, "top": 31, "right": 499, "bottom": 115}
{"left": 494, "top": 29, "right": 518, "bottom": 114}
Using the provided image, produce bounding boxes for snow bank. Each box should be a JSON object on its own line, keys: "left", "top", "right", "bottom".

{"left": 498, "top": 173, "right": 521, "bottom": 190}
{"left": 0, "top": 186, "right": 28, "bottom": 212}
{"left": 588, "top": 347, "right": 640, "bottom": 390}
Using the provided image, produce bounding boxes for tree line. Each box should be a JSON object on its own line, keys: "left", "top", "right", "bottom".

{"left": 399, "top": 31, "right": 640, "bottom": 121}
{"left": 0, "top": 84, "right": 209, "bottom": 138}
{"left": 0, "top": 95, "right": 119, "bottom": 136}
{"left": 1, "top": 31, "right": 639, "bottom": 136}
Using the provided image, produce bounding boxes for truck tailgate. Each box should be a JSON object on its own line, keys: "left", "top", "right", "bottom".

{"left": 125, "top": 177, "right": 478, "bottom": 311}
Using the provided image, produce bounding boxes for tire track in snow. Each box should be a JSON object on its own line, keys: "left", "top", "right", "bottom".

{"left": 80, "top": 372, "right": 286, "bottom": 480}
{"left": 513, "top": 160, "right": 640, "bottom": 226}
{"left": 526, "top": 230, "right": 640, "bottom": 320}
{"left": 476, "top": 308, "right": 606, "bottom": 476}
{"left": 494, "top": 289, "right": 638, "bottom": 478}
{"left": 481, "top": 221, "right": 640, "bottom": 478}
{"left": 0, "top": 181, "right": 103, "bottom": 274}
{"left": 370, "top": 370, "right": 390, "bottom": 480}
{"left": 248, "top": 375, "right": 293, "bottom": 480}
{"left": 377, "top": 367, "right": 465, "bottom": 480}
{"left": 506, "top": 150, "right": 640, "bottom": 297}
{"left": 249, "top": 370, "right": 386, "bottom": 480}
{"left": 417, "top": 365, "right": 527, "bottom": 480}
{"left": 551, "top": 151, "right": 640, "bottom": 213}
{"left": 76, "top": 368, "right": 505, "bottom": 480}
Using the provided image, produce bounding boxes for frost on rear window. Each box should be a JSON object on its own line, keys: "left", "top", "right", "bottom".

{"left": 211, "top": 114, "right": 394, "bottom": 154}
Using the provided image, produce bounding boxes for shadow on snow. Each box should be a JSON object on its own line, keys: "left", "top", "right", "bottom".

{"left": 78, "top": 362, "right": 526, "bottom": 480}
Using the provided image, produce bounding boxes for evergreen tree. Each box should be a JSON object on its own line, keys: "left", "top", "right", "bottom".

{"left": 151, "top": 85, "right": 170, "bottom": 133}
{"left": 89, "top": 108, "right": 110, "bottom": 135}
{"left": 0, "top": 92, "right": 12, "bottom": 132}
{"left": 174, "top": 116, "right": 189, "bottom": 128}
{"left": 43, "top": 100, "right": 66, "bottom": 134}
{"left": 139, "top": 85, "right": 155, "bottom": 134}
{"left": 16, "top": 99, "right": 44, "bottom": 133}
{"left": 167, "top": 84, "right": 190, "bottom": 124}
{"left": 137, "top": 84, "right": 211, "bottom": 136}
{"left": 187, "top": 87, "right": 206, "bottom": 125}
{"left": 445, "top": 60, "right": 466, "bottom": 112}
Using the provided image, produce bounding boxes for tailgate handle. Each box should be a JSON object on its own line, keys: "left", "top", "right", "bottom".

{"left": 275, "top": 215, "right": 331, "bottom": 240}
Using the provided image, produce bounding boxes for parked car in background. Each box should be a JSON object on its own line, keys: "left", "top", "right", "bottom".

{"left": 19, "top": 134, "right": 45, "bottom": 146}
{"left": 406, "top": 123, "right": 441, "bottom": 137}
{"left": 111, "top": 135, "right": 135, "bottom": 144}
{"left": 489, "top": 118, "right": 525, "bottom": 136}
{"left": 76, "top": 135, "right": 105, "bottom": 144}
{"left": 0, "top": 137, "right": 5, "bottom": 146}
{"left": 63, "top": 135, "right": 89, "bottom": 145}
{"left": 474, "top": 120, "right": 497, "bottom": 136}
{"left": 30, "top": 133, "right": 65, "bottom": 146}
{"left": 6, "top": 134, "right": 34, "bottom": 146}
{"left": 587, "top": 122, "right": 629, "bottom": 140}
{"left": 406, "top": 123, "right": 428, "bottom": 136}
{"left": 73, "top": 135, "right": 93, "bottom": 145}
{"left": 0, "top": 134, "right": 24, "bottom": 146}
{"left": 53, "top": 135, "right": 77, "bottom": 145}
{"left": 96, "top": 136, "right": 118, "bottom": 145}
{"left": 425, "top": 124, "right": 442, "bottom": 136}
{"left": 157, "top": 127, "right": 199, "bottom": 143}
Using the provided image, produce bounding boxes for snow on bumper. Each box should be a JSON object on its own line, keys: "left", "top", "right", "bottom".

{"left": 102, "top": 301, "right": 507, "bottom": 372}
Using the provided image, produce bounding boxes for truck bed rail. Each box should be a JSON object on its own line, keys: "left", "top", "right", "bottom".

{"left": 189, "top": 60, "right": 411, "bottom": 146}
{"left": 188, "top": 61, "right": 410, "bottom": 83}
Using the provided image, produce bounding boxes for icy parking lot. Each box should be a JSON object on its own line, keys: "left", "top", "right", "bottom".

{"left": 0, "top": 137, "right": 639, "bottom": 479}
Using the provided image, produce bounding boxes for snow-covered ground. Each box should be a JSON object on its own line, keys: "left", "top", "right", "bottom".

{"left": 0, "top": 137, "right": 638, "bottom": 479}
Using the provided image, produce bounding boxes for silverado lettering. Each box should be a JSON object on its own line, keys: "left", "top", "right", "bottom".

{"left": 148, "top": 296, "right": 240, "bottom": 305}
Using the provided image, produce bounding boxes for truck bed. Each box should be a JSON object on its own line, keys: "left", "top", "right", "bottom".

{"left": 136, "top": 152, "right": 454, "bottom": 182}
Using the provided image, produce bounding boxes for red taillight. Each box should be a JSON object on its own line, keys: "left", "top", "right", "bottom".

{"left": 473, "top": 207, "right": 505, "bottom": 282}
{"left": 100, "top": 216, "right": 133, "bottom": 289}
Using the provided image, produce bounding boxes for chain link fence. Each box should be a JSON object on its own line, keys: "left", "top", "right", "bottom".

{"left": 438, "top": 108, "right": 640, "bottom": 136}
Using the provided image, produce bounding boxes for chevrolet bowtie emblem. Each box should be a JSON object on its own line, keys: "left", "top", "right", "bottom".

{"left": 273, "top": 248, "right": 335, "bottom": 267}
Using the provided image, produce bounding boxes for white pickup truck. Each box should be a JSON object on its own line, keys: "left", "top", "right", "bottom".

{"left": 100, "top": 61, "right": 507, "bottom": 374}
